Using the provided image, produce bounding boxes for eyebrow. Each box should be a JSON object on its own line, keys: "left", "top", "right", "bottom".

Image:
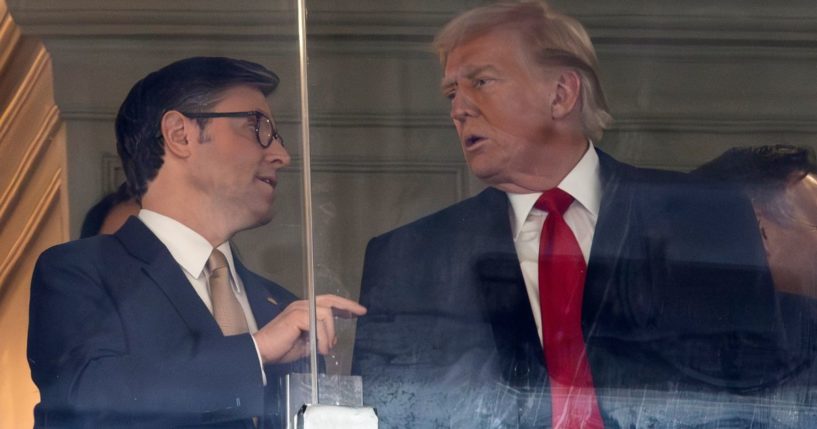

{"left": 252, "top": 108, "right": 273, "bottom": 117}
{"left": 440, "top": 65, "right": 499, "bottom": 93}
{"left": 251, "top": 110, "right": 275, "bottom": 123}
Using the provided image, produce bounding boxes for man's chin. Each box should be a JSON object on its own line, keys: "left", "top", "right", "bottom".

{"left": 234, "top": 207, "right": 276, "bottom": 233}
{"left": 469, "top": 167, "right": 505, "bottom": 188}
{"left": 253, "top": 210, "right": 276, "bottom": 228}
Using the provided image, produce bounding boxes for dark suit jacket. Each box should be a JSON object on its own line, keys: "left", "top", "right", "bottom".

{"left": 28, "top": 217, "right": 300, "bottom": 429}
{"left": 352, "top": 151, "right": 806, "bottom": 428}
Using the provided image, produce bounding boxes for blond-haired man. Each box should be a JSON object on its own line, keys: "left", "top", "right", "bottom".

{"left": 353, "top": 2, "right": 797, "bottom": 427}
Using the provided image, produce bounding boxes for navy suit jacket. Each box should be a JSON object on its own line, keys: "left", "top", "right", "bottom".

{"left": 352, "top": 151, "right": 805, "bottom": 427}
{"left": 28, "top": 217, "right": 300, "bottom": 428}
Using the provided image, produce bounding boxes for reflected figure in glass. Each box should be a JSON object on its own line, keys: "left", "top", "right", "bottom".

{"left": 695, "top": 145, "right": 817, "bottom": 299}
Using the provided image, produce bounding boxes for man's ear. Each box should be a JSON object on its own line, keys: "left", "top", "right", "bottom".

{"left": 161, "top": 110, "right": 192, "bottom": 159}
{"left": 551, "top": 69, "right": 581, "bottom": 120}
{"left": 754, "top": 208, "right": 773, "bottom": 257}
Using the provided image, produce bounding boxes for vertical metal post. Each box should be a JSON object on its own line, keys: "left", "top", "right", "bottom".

{"left": 296, "top": 0, "right": 319, "bottom": 405}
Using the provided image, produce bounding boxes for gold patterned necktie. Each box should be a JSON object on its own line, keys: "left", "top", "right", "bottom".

{"left": 207, "top": 249, "right": 249, "bottom": 335}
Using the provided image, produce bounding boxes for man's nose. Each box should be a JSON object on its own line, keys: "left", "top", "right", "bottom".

{"left": 450, "top": 90, "right": 477, "bottom": 123}
{"left": 265, "top": 140, "right": 291, "bottom": 168}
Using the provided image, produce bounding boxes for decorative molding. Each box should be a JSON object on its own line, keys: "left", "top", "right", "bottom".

{"left": 62, "top": 110, "right": 451, "bottom": 128}
{"left": 0, "top": 8, "right": 22, "bottom": 73}
{"left": 24, "top": 20, "right": 817, "bottom": 60}
{"left": 0, "top": 167, "right": 61, "bottom": 293}
{"left": 60, "top": 109, "right": 298, "bottom": 123}
{"left": 102, "top": 154, "right": 471, "bottom": 204}
{"left": 55, "top": 109, "right": 111, "bottom": 121}
{"left": 597, "top": 43, "right": 817, "bottom": 61}
{"left": 102, "top": 153, "right": 126, "bottom": 194}
{"left": 6, "top": 4, "right": 817, "bottom": 47}
{"left": 611, "top": 117, "right": 817, "bottom": 134}
{"left": 61, "top": 108, "right": 817, "bottom": 135}
{"left": 43, "top": 37, "right": 298, "bottom": 55}
{"left": 280, "top": 158, "right": 470, "bottom": 200}
{"left": 0, "top": 47, "right": 49, "bottom": 144}
{"left": 6, "top": 4, "right": 297, "bottom": 38}
{"left": 304, "top": 11, "right": 448, "bottom": 38}
{"left": 25, "top": 26, "right": 817, "bottom": 62}
{"left": 308, "top": 11, "right": 817, "bottom": 47}
{"left": 582, "top": 18, "right": 817, "bottom": 47}
{"left": 0, "top": 105, "right": 60, "bottom": 227}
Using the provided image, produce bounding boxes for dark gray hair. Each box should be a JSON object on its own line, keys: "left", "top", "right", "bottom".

{"left": 693, "top": 145, "right": 817, "bottom": 225}
{"left": 115, "top": 56, "right": 279, "bottom": 200}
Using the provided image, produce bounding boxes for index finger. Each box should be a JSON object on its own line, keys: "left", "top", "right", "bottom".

{"left": 315, "top": 294, "right": 367, "bottom": 318}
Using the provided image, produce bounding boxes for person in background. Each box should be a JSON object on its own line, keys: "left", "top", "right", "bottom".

{"left": 695, "top": 144, "right": 817, "bottom": 408}
{"left": 694, "top": 144, "right": 817, "bottom": 298}
{"left": 28, "top": 56, "right": 366, "bottom": 428}
{"left": 79, "top": 182, "right": 141, "bottom": 238}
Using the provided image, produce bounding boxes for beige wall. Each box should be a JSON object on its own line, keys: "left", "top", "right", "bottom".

{"left": 0, "top": 1, "right": 68, "bottom": 426}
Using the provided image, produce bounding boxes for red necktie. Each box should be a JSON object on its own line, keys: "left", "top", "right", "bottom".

{"left": 536, "top": 188, "right": 604, "bottom": 428}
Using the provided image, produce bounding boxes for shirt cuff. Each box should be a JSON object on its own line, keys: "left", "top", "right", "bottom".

{"left": 250, "top": 334, "right": 267, "bottom": 386}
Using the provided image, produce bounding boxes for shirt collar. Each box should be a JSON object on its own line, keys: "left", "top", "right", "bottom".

{"left": 137, "top": 209, "right": 240, "bottom": 288}
{"left": 507, "top": 142, "right": 602, "bottom": 240}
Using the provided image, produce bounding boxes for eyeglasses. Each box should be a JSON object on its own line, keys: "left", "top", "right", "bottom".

{"left": 180, "top": 111, "right": 284, "bottom": 148}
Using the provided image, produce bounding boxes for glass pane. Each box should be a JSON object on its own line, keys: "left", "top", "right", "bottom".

{"left": 13, "top": 1, "right": 314, "bottom": 428}
{"left": 14, "top": 0, "right": 817, "bottom": 428}
{"left": 304, "top": 1, "right": 817, "bottom": 428}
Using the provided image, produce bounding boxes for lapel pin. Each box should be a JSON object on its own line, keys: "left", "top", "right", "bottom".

{"left": 267, "top": 297, "right": 278, "bottom": 306}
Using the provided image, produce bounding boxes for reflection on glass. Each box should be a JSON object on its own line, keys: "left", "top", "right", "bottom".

{"left": 10, "top": 0, "right": 817, "bottom": 427}
{"left": 695, "top": 145, "right": 817, "bottom": 299}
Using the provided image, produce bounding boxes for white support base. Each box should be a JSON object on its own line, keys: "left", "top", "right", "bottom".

{"left": 296, "top": 404, "right": 378, "bottom": 429}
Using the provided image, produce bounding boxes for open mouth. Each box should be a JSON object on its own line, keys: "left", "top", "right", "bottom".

{"left": 464, "top": 135, "right": 485, "bottom": 148}
{"left": 257, "top": 177, "right": 277, "bottom": 188}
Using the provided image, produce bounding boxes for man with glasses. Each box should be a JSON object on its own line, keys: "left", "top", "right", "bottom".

{"left": 28, "top": 56, "right": 366, "bottom": 428}
{"left": 352, "top": 2, "right": 800, "bottom": 427}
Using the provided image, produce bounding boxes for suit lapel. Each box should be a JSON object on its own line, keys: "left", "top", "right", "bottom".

{"left": 582, "top": 151, "right": 638, "bottom": 336}
{"left": 472, "top": 188, "right": 547, "bottom": 380}
{"left": 591, "top": 150, "right": 635, "bottom": 268}
{"left": 236, "top": 260, "right": 289, "bottom": 327}
{"left": 115, "top": 217, "right": 222, "bottom": 336}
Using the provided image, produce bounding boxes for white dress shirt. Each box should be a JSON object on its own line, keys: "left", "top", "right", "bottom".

{"left": 138, "top": 209, "right": 267, "bottom": 383}
{"left": 507, "top": 143, "right": 602, "bottom": 346}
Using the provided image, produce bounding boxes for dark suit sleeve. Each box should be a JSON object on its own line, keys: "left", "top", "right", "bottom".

{"left": 352, "top": 235, "right": 461, "bottom": 427}
{"left": 351, "top": 202, "right": 525, "bottom": 428}
{"left": 583, "top": 172, "right": 802, "bottom": 393}
{"left": 28, "top": 245, "right": 265, "bottom": 425}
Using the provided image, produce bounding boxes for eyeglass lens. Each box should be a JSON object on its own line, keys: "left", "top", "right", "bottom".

{"left": 256, "top": 114, "right": 282, "bottom": 148}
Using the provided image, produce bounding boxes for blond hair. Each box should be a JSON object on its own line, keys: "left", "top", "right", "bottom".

{"left": 433, "top": 1, "right": 613, "bottom": 141}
